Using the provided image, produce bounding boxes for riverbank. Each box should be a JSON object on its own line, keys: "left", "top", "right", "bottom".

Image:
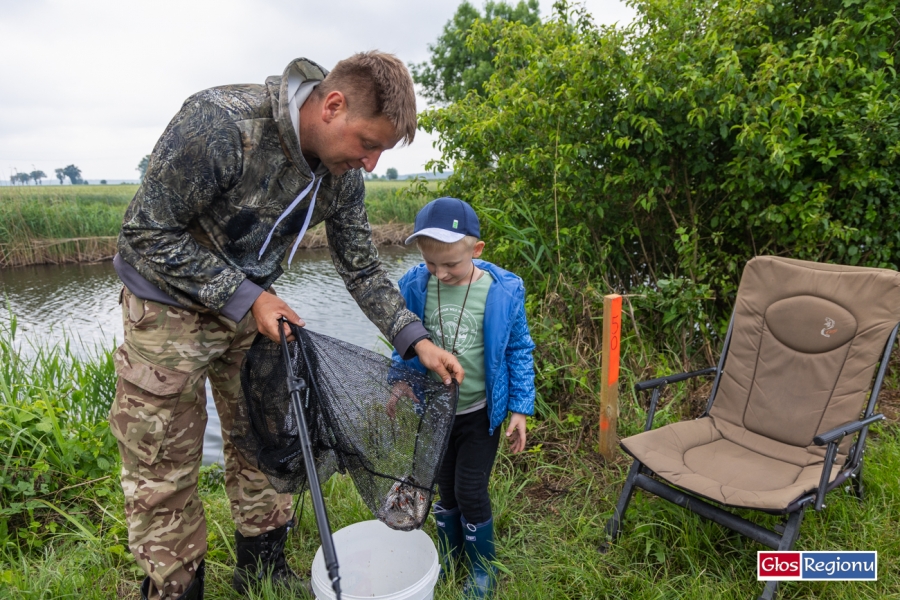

{"left": 1, "top": 320, "right": 898, "bottom": 598}
{"left": 0, "top": 181, "right": 426, "bottom": 267}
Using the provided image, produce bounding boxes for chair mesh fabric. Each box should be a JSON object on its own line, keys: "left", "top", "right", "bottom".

{"left": 232, "top": 323, "right": 458, "bottom": 531}
{"left": 622, "top": 256, "right": 900, "bottom": 510}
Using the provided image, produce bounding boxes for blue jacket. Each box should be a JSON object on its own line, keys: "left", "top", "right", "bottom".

{"left": 391, "top": 259, "right": 536, "bottom": 434}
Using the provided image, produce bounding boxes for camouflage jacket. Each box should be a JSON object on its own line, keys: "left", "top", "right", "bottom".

{"left": 117, "top": 58, "right": 420, "bottom": 344}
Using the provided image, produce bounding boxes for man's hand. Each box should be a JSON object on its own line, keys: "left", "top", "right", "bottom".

{"left": 386, "top": 382, "right": 415, "bottom": 419}
{"left": 414, "top": 339, "right": 464, "bottom": 385}
{"left": 506, "top": 413, "right": 527, "bottom": 454}
{"left": 251, "top": 292, "right": 305, "bottom": 343}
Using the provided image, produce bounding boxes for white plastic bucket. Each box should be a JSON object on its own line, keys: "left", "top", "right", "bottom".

{"left": 311, "top": 519, "right": 440, "bottom": 600}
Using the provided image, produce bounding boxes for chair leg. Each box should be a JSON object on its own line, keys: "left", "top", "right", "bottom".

{"left": 850, "top": 464, "right": 865, "bottom": 501}
{"left": 759, "top": 579, "right": 779, "bottom": 600}
{"left": 600, "top": 459, "right": 641, "bottom": 552}
{"left": 757, "top": 508, "right": 806, "bottom": 600}
{"left": 778, "top": 509, "right": 805, "bottom": 550}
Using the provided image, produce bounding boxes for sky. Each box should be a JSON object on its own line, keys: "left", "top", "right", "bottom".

{"left": 0, "top": 0, "right": 635, "bottom": 183}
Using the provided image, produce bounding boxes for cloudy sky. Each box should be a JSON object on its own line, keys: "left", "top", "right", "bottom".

{"left": 0, "top": 0, "right": 634, "bottom": 182}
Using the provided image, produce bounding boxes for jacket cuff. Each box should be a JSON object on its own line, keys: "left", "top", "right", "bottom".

{"left": 393, "top": 321, "right": 430, "bottom": 360}
{"left": 219, "top": 279, "right": 264, "bottom": 323}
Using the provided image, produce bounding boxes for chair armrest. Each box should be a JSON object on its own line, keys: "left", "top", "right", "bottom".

{"left": 636, "top": 366, "right": 717, "bottom": 432}
{"left": 813, "top": 414, "right": 885, "bottom": 446}
{"left": 634, "top": 367, "right": 717, "bottom": 392}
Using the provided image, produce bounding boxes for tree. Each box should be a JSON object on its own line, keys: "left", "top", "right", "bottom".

{"left": 422, "top": 0, "right": 900, "bottom": 359}
{"left": 54, "top": 168, "right": 65, "bottom": 184}
{"left": 62, "top": 164, "right": 83, "bottom": 185}
{"left": 410, "top": 0, "right": 540, "bottom": 104}
{"left": 136, "top": 155, "right": 150, "bottom": 181}
{"left": 30, "top": 170, "right": 46, "bottom": 185}
{"left": 100, "top": 179, "right": 108, "bottom": 185}
{"left": 385, "top": 168, "right": 399, "bottom": 180}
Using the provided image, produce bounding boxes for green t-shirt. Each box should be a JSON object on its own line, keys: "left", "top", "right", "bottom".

{"left": 424, "top": 271, "right": 493, "bottom": 413}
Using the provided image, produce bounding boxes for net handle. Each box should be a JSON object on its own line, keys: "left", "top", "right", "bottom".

{"left": 278, "top": 318, "right": 342, "bottom": 600}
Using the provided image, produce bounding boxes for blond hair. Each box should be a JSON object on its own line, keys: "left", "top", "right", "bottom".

{"left": 415, "top": 235, "right": 479, "bottom": 254}
{"left": 316, "top": 51, "right": 417, "bottom": 145}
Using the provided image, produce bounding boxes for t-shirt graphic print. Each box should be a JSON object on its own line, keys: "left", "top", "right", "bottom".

{"left": 430, "top": 302, "right": 479, "bottom": 356}
{"left": 424, "top": 271, "right": 492, "bottom": 413}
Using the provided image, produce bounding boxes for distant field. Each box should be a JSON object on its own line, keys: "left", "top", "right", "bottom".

{"left": 363, "top": 179, "right": 406, "bottom": 190}
{"left": 0, "top": 184, "right": 138, "bottom": 205}
{"left": 0, "top": 180, "right": 436, "bottom": 267}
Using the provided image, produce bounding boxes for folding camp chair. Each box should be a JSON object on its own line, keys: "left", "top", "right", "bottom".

{"left": 603, "top": 256, "right": 900, "bottom": 600}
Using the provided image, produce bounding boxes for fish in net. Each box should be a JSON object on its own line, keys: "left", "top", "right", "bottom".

{"left": 232, "top": 323, "right": 458, "bottom": 531}
{"left": 377, "top": 476, "right": 429, "bottom": 531}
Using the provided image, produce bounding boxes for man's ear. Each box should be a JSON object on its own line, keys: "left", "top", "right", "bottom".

{"left": 472, "top": 240, "right": 486, "bottom": 258}
{"left": 321, "top": 90, "right": 346, "bottom": 123}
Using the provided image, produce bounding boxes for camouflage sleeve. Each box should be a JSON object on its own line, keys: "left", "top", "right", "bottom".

{"left": 117, "top": 92, "right": 246, "bottom": 312}
{"left": 325, "top": 172, "right": 420, "bottom": 341}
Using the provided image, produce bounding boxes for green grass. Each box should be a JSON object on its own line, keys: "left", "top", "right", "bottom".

{"left": 362, "top": 179, "right": 436, "bottom": 224}
{"left": 0, "top": 317, "right": 119, "bottom": 556}
{"left": 0, "top": 185, "right": 134, "bottom": 267}
{"left": 1, "top": 319, "right": 898, "bottom": 599}
{"left": 2, "top": 428, "right": 898, "bottom": 598}
{"left": 0, "top": 181, "right": 434, "bottom": 266}
{"left": 0, "top": 181, "right": 433, "bottom": 239}
{"left": 0, "top": 186, "right": 132, "bottom": 241}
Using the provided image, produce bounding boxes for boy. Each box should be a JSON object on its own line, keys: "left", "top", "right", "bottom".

{"left": 390, "top": 197, "right": 536, "bottom": 598}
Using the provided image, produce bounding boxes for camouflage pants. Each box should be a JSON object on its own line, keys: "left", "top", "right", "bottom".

{"left": 109, "top": 287, "right": 293, "bottom": 599}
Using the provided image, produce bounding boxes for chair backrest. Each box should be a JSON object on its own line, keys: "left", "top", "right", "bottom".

{"left": 710, "top": 256, "right": 900, "bottom": 456}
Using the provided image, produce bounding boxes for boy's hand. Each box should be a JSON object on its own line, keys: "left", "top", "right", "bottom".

{"left": 506, "top": 413, "right": 527, "bottom": 454}
{"left": 386, "top": 382, "right": 415, "bottom": 419}
{"left": 414, "top": 339, "right": 465, "bottom": 385}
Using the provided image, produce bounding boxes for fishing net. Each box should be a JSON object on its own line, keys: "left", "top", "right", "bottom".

{"left": 232, "top": 323, "right": 458, "bottom": 531}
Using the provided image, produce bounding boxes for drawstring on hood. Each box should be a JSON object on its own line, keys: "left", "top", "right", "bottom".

{"left": 258, "top": 174, "right": 323, "bottom": 266}
{"left": 258, "top": 66, "right": 323, "bottom": 267}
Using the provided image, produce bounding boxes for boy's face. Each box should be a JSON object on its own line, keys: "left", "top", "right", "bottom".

{"left": 420, "top": 239, "right": 486, "bottom": 286}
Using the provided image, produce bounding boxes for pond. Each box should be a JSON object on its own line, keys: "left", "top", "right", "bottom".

{"left": 0, "top": 246, "right": 423, "bottom": 465}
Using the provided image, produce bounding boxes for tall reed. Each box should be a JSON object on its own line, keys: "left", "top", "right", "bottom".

{"left": 0, "top": 186, "right": 132, "bottom": 267}
{"left": 0, "top": 182, "right": 432, "bottom": 267}
{"left": 0, "top": 316, "right": 119, "bottom": 550}
{"left": 363, "top": 179, "right": 433, "bottom": 223}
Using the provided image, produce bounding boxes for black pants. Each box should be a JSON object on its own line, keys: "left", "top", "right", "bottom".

{"left": 435, "top": 407, "right": 501, "bottom": 525}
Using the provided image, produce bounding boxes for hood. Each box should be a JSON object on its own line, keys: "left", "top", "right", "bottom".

{"left": 265, "top": 58, "right": 329, "bottom": 177}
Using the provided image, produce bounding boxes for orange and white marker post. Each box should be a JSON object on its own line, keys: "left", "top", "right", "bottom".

{"left": 599, "top": 294, "right": 622, "bottom": 461}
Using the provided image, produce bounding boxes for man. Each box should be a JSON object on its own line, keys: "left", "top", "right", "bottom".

{"left": 109, "top": 52, "right": 463, "bottom": 600}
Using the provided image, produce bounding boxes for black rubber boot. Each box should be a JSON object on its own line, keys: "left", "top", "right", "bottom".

{"left": 232, "top": 521, "right": 309, "bottom": 596}
{"left": 461, "top": 515, "right": 498, "bottom": 599}
{"left": 433, "top": 502, "right": 463, "bottom": 580}
{"left": 140, "top": 560, "right": 205, "bottom": 600}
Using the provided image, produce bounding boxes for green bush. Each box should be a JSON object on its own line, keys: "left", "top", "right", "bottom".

{"left": 422, "top": 0, "right": 900, "bottom": 371}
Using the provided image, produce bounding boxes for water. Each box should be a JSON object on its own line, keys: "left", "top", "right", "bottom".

{"left": 0, "top": 246, "right": 423, "bottom": 464}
